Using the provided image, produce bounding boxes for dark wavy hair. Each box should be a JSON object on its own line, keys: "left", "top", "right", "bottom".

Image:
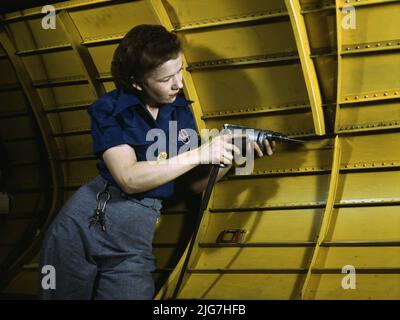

{"left": 111, "top": 24, "right": 182, "bottom": 94}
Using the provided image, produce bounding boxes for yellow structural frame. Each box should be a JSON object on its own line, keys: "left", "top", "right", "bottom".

{"left": 0, "top": 28, "right": 64, "bottom": 282}
{"left": 300, "top": 136, "right": 341, "bottom": 299}
{"left": 284, "top": 0, "right": 326, "bottom": 136}
{"left": 57, "top": 10, "right": 106, "bottom": 98}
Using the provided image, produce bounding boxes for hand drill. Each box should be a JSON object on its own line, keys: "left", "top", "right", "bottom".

{"left": 222, "top": 123, "right": 307, "bottom": 155}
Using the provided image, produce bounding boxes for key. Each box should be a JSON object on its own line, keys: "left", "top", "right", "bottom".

{"left": 90, "top": 208, "right": 106, "bottom": 231}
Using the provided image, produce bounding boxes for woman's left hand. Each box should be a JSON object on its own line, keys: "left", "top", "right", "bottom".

{"left": 253, "top": 139, "right": 276, "bottom": 157}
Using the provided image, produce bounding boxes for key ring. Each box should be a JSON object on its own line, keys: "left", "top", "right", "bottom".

{"left": 96, "top": 183, "right": 111, "bottom": 208}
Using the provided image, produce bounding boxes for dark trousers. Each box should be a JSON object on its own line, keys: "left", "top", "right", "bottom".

{"left": 39, "top": 175, "right": 162, "bottom": 300}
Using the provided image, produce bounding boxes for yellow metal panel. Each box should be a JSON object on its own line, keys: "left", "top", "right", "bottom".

{"left": 61, "top": 160, "right": 99, "bottom": 187}
{"left": 37, "top": 84, "right": 96, "bottom": 107}
{"left": 2, "top": 270, "right": 38, "bottom": 295}
{"left": 179, "top": 274, "right": 304, "bottom": 299}
{"left": 58, "top": 10, "right": 106, "bottom": 97}
{"left": 307, "top": 274, "right": 400, "bottom": 299}
{"left": 206, "top": 111, "right": 316, "bottom": 137}
{"left": 7, "top": 165, "right": 42, "bottom": 189}
{"left": 340, "top": 132, "right": 400, "bottom": 166}
{"left": 313, "top": 56, "right": 337, "bottom": 102}
{"left": 164, "top": 0, "right": 286, "bottom": 27}
{"left": 154, "top": 214, "right": 186, "bottom": 244}
{"left": 0, "top": 220, "right": 32, "bottom": 243}
{"left": 6, "top": 19, "right": 69, "bottom": 51}
{"left": 341, "top": 53, "right": 400, "bottom": 98}
{"left": 191, "top": 64, "right": 309, "bottom": 113}
{"left": 48, "top": 109, "right": 90, "bottom": 133}
{"left": 318, "top": 247, "right": 400, "bottom": 268}
{"left": 153, "top": 247, "right": 177, "bottom": 269}
{"left": 0, "top": 116, "right": 35, "bottom": 140}
{"left": 203, "top": 209, "right": 323, "bottom": 242}
{"left": 303, "top": 10, "right": 336, "bottom": 50}
{"left": 195, "top": 247, "right": 314, "bottom": 269}
{"left": 341, "top": 2, "right": 400, "bottom": 45}
{"left": 87, "top": 44, "right": 118, "bottom": 74}
{"left": 213, "top": 175, "right": 330, "bottom": 209}
{"left": 55, "top": 135, "right": 92, "bottom": 158}
{"left": 327, "top": 206, "right": 400, "bottom": 241}
{"left": 69, "top": 1, "right": 157, "bottom": 39}
{"left": 4, "top": 141, "right": 40, "bottom": 163}
{"left": 180, "top": 22, "right": 296, "bottom": 63}
{"left": 103, "top": 81, "right": 116, "bottom": 92}
{"left": 249, "top": 141, "right": 333, "bottom": 174}
{"left": 0, "top": 60, "right": 18, "bottom": 83}
{"left": 5, "top": 193, "right": 44, "bottom": 214}
{"left": 337, "top": 171, "right": 400, "bottom": 203}
{"left": 338, "top": 100, "right": 400, "bottom": 132}
{"left": 0, "top": 91, "right": 27, "bottom": 113}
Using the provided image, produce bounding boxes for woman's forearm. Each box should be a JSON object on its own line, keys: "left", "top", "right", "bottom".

{"left": 123, "top": 149, "right": 200, "bottom": 194}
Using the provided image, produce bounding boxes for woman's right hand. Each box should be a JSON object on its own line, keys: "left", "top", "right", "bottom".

{"left": 196, "top": 134, "right": 242, "bottom": 165}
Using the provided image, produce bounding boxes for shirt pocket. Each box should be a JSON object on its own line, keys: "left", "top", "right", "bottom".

{"left": 123, "top": 126, "right": 163, "bottom": 161}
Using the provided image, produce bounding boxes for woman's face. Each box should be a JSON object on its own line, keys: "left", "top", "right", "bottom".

{"left": 140, "top": 53, "right": 184, "bottom": 106}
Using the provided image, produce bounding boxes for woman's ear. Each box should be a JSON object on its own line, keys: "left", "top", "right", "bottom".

{"left": 130, "top": 77, "right": 143, "bottom": 91}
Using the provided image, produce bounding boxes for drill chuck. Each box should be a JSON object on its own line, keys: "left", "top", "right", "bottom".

{"left": 223, "top": 123, "right": 294, "bottom": 154}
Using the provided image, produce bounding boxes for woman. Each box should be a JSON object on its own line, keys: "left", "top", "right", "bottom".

{"left": 39, "top": 24, "right": 274, "bottom": 300}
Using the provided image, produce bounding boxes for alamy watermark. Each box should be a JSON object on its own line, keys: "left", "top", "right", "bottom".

{"left": 41, "top": 265, "right": 56, "bottom": 290}
{"left": 342, "top": 6, "right": 356, "bottom": 30}
{"left": 41, "top": 5, "right": 56, "bottom": 30}
{"left": 144, "top": 122, "right": 255, "bottom": 175}
{"left": 341, "top": 265, "right": 356, "bottom": 290}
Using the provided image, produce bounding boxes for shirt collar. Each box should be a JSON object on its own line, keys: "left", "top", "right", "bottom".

{"left": 112, "top": 89, "right": 193, "bottom": 116}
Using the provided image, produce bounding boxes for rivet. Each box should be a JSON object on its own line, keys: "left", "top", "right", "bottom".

{"left": 387, "top": 42, "right": 392, "bottom": 46}
{"left": 376, "top": 43, "right": 381, "bottom": 47}
{"left": 354, "top": 96, "right": 359, "bottom": 99}
{"left": 394, "top": 92, "right": 398, "bottom": 95}
{"left": 345, "top": 97, "right": 349, "bottom": 101}
{"left": 374, "top": 94, "right": 378, "bottom": 97}
{"left": 384, "top": 92, "right": 388, "bottom": 96}
{"left": 346, "top": 47, "right": 351, "bottom": 51}
{"left": 356, "top": 45, "right": 360, "bottom": 49}
{"left": 366, "top": 45, "right": 370, "bottom": 48}
{"left": 364, "top": 95, "right": 368, "bottom": 98}
{"left": 345, "top": 0, "right": 350, "bottom": 2}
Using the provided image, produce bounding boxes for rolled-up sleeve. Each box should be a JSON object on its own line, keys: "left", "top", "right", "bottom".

{"left": 88, "top": 98, "right": 127, "bottom": 156}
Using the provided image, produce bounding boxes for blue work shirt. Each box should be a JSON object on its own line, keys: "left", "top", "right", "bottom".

{"left": 87, "top": 88, "right": 198, "bottom": 199}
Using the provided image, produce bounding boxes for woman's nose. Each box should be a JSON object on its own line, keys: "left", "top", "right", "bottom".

{"left": 172, "top": 74, "right": 183, "bottom": 90}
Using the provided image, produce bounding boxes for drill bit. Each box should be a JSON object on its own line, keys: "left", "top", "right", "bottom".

{"left": 278, "top": 136, "right": 321, "bottom": 144}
